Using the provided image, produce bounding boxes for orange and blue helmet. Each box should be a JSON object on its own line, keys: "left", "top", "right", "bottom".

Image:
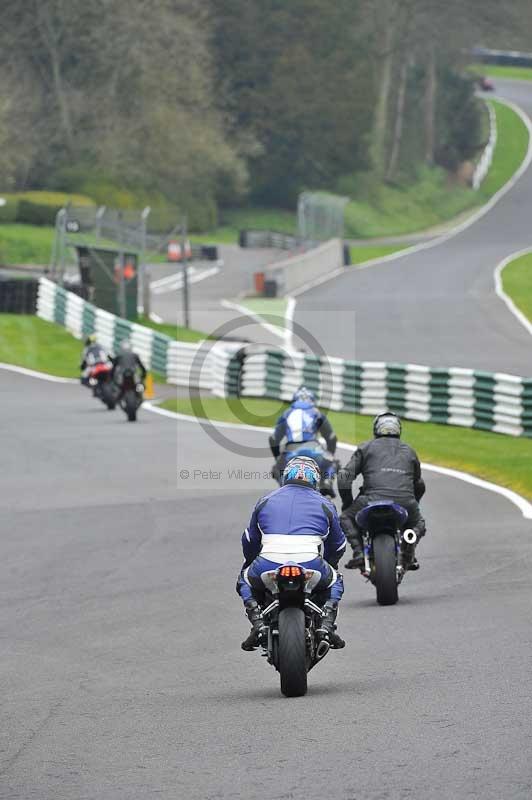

{"left": 282, "top": 455, "right": 321, "bottom": 489}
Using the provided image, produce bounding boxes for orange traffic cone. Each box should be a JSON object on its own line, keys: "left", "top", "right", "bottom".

{"left": 144, "top": 372, "right": 154, "bottom": 399}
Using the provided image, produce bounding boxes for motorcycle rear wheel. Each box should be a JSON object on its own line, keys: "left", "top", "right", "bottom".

{"left": 124, "top": 390, "right": 137, "bottom": 422}
{"left": 278, "top": 607, "right": 307, "bottom": 697}
{"left": 373, "top": 534, "right": 398, "bottom": 606}
{"left": 101, "top": 383, "right": 116, "bottom": 410}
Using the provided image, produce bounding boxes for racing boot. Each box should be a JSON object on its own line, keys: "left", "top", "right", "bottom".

{"left": 344, "top": 546, "right": 365, "bottom": 571}
{"left": 241, "top": 599, "right": 267, "bottom": 651}
{"left": 316, "top": 601, "right": 345, "bottom": 649}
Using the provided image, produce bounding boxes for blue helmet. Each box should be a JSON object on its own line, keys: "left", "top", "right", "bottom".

{"left": 282, "top": 456, "right": 320, "bottom": 489}
{"left": 291, "top": 385, "right": 316, "bottom": 405}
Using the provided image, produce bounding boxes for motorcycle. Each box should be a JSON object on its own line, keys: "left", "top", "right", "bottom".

{"left": 355, "top": 501, "right": 417, "bottom": 605}
{"left": 255, "top": 563, "right": 333, "bottom": 697}
{"left": 117, "top": 369, "right": 144, "bottom": 422}
{"left": 88, "top": 362, "right": 116, "bottom": 410}
{"left": 273, "top": 445, "right": 340, "bottom": 498}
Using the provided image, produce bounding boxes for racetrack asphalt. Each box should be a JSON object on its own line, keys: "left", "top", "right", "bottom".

{"left": 2, "top": 370, "right": 532, "bottom": 799}
{"left": 295, "top": 79, "right": 532, "bottom": 376}
{"left": 150, "top": 245, "right": 287, "bottom": 347}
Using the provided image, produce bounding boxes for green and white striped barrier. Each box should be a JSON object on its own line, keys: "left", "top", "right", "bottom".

{"left": 230, "top": 347, "right": 532, "bottom": 438}
{"left": 36, "top": 277, "right": 238, "bottom": 394}
{"left": 37, "top": 278, "right": 532, "bottom": 437}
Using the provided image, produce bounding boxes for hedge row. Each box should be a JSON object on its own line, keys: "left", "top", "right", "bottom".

{"left": 0, "top": 190, "right": 215, "bottom": 232}
{"left": 0, "top": 192, "right": 94, "bottom": 226}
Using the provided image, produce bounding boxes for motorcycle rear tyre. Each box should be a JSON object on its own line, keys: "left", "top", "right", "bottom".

{"left": 278, "top": 607, "right": 307, "bottom": 697}
{"left": 373, "top": 534, "right": 398, "bottom": 606}
{"left": 125, "top": 390, "right": 137, "bottom": 422}
{"left": 101, "top": 383, "right": 116, "bottom": 410}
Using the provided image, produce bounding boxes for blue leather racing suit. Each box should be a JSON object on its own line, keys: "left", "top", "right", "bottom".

{"left": 269, "top": 401, "right": 338, "bottom": 481}
{"left": 236, "top": 482, "right": 346, "bottom": 604}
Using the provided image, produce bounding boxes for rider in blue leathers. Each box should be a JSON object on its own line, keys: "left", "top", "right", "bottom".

{"left": 269, "top": 386, "right": 338, "bottom": 497}
{"left": 236, "top": 456, "right": 347, "bottom": 651}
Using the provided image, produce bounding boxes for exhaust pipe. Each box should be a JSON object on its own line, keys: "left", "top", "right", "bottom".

{"left": 316, "top": 639, "right": 330, "bottom": 660}
{"left": 403, "top": 528, "right": 417, "bottom": 545}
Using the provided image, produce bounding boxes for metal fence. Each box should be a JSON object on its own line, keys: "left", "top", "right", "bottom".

{"left": 297, "top": 192, "right": 349, "bottom": 241}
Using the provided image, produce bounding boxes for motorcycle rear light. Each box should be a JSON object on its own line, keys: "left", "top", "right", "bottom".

{"left": 280, "top": 566, "right": 302, "bottom": 578}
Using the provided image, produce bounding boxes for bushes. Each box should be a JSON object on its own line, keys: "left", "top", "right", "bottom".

{"left": 17, "top": 199, "right": 61, "bottom": 226}
{"left": 0, "top": 191, "right": 94, "bottom": 226}
{"left": 0, "top": 196, "right": 18, "bottom": 223}
{"left": 0, "top": 183, "right": 217, "bottom": 234}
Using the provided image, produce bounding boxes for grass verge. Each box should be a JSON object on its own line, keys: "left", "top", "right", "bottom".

{"left": 165, "top": 396, "right": 532, "bottom": 500}
{"left": 501, "top": 251, "right": 532, "bottom": 322}
{"left": 0, "top": 314, "right": 81, "bottom": 377}
{"left": 0, "top": 225, "right": 56, "bottom": 266}
{"left": 0, "top": 313, "right": 210, "bottom": 379}
{"left": 479, "top": 100, "right": 530, "bottom": 197}
{"left": 349, "top": 245, "right": 408, "bottom": 264}
{"left": 138, "top": 315, "right": 208, "bottom": 342}
{"left": 0, "top": 224, "right": 171, "bottom": 267}
{"left": 482, "top": 65, "right": 532, "bottom": 82}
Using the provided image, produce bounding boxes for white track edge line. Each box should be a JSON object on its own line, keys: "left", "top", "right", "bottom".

{"left": 146, "top": 404, "right": 532, "bottom": 520}
{"left": 0, "top": 363, "right": 78, "bottom": 383}
{"left": 220, "top": 299, "right": 287, "bottom": 341}
{"left": 494, "top": 248, "right": 532, "bottom": 336}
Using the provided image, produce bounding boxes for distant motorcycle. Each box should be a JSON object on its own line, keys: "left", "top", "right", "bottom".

{"left": 87, "top": 362, "right": 116, "bottom": 410}
{"left": 273, "top": 445, "right": 340, "bottom": 498}
{"left": 254, "top": 563, "right": 334, "bottom": 697}
{"left": 116, "top": 369, "right": 144, "bottom": 422}
{"left": 355, "top": 501, "right": 417, "bottom": 606}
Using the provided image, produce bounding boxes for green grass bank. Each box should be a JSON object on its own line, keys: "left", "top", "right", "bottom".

{"left": 501, "top": 251, "right": 532, "bottom": 322}
{"left": 0, "top": 314, "right": 208, "bottom": 379}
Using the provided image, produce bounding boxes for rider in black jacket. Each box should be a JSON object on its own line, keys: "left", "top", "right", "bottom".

{"left": 111, "top": 340, "right": 147, "bottom": 386}
{"left": 338, "top": 411, "right": 426, "bottom": 571}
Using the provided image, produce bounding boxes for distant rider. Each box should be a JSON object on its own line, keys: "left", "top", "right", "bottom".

{"left": 338, "top": 411, "right": 426, "bottom": 571}
{"left": 269, "top": 386, "right": 338, "bottom": 496}
{"left": 80, "top": 334, "right": 112, "bottom": 386}
{"left": 236, "top": 456, "right": 347, "bottom": 651}
{"left": 111, "top": 339, "right": 147, "bottom": 390}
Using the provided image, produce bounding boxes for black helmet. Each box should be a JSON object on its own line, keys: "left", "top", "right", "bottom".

{"left": 373, "top": 411, "right": 401, "bottom": 438}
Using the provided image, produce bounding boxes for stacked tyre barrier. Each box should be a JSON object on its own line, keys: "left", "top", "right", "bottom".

{"left": 36, "top": 278, "right": 532, "bottom": 437}
{"left": 36, "top": 277, "right": 239, "bottom": 394}
{"left": 230, "top": 347, "right": 532, "bottom": 438}
{"left": 0, "top": 277, "right": 39, "bottom": 313}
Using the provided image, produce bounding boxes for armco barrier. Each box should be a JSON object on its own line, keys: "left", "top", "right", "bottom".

{"left": 228, "top": 346, "right": 532, "bottom": 438}
{"left": 473, "top": 103, "right": 497, "bottom": 190}
{"left": 36, "top": 277, "right": 240, "bottom": 394}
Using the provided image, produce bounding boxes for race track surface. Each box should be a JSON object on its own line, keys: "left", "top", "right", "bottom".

{"left": 151, "top": 245, "right": 286, "bottom": 346}
{"left": 2, "top": 371, "right": 532, "bottom": 799}
{"left": 295, "top": 80, "right": 532, "bottom": 376}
